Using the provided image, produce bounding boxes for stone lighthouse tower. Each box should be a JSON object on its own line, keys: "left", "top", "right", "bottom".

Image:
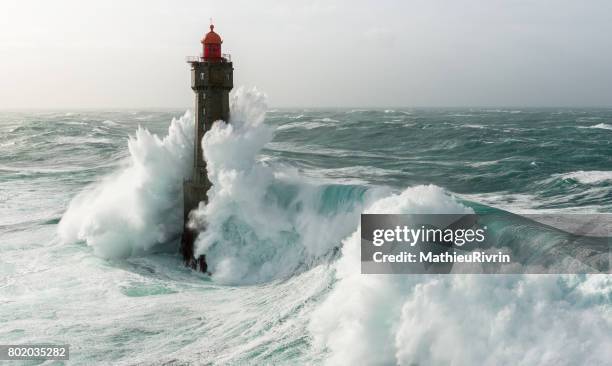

{"left": 181, "top": 24, "right": 233, "bottom": 271}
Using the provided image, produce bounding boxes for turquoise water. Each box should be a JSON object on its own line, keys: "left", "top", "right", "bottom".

{"left": 266, "top": 108, "right": 612, "bottom": 211}
{"left": 1, "top": 97, "right": 611, "bottom": 364}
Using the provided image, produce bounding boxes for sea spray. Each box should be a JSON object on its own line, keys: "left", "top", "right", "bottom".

{"left": 58, "top": 112, "right": 194, "bottom": 258}
{"left": 308, "top": 185, "right": 612, "bottom": 366}
{"left": 192, "top": 88, "right": 384, "bottom": 284}
{"left": 57, "top": 88, "right": 381, "bottom": 284}
{"left": 309, "top": 185, "right": 473, "bottom": 365}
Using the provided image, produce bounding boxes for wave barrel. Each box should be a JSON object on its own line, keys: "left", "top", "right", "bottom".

{"left": 182, "top": 23, "right": 233, "bottom": 271}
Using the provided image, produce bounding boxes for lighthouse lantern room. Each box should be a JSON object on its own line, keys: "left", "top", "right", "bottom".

{"left": 202, "top": 24, "right": 222, "bottom": 60}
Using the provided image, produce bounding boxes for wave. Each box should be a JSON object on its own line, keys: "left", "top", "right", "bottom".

{"left": 461, "top": 124, "right": 486, "bottom": 129}
{"left": 52, "top": 90, "right": 612, "bottom": 364}
{"left": 57, "top": 88, "right": 383, "bottom": 285}
{"left": 276, "top": 121, "right": 328, "bottom": 131}
{"left": 589, "top": 123, "right": 612, "bottom": 130}
{"left": 308, "top": 185, "right": 611, "bottom": 365}
{"left": 579, "top": 123, "right": 612, "bottom": 131}
{"left": 483, "top": 109, "right": 523, "bottom": 114}
{"left": 55, "top": 136, "right": 114, "bottom": 145}
{"left": 57, "top": 112, "right": 194, "bottom": 258}
{"left": 190, "top": 88, "right": 384, "bottom": 284}
{"left": 553, "top": 170, "right": 612, "bottom": 184}
{"left": 313, "top": 117, "right": 340, "bottom": 123}
{"left": 466, "top": 159, "right": 503, "bottom": 167}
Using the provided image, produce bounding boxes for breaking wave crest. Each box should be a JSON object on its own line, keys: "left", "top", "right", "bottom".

{"left": 308, "top": 186, "right": 612, "bottom": 366}
{"left": 588, "top": 123, "right": 612, "bottom": 131}
{"left": 191, "top": 88, "right": 384, "bottom": 284}
{"left": 57, "top": 88, "right": 385, "bottom": 284}
{"left": 553, "top": 170, "right": 612, "bottom": 184}
{"left": 58, "top": 112, "right": 194, "bottom": 258}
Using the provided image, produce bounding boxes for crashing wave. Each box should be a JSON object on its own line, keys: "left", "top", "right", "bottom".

{"left": 190, "top": 88, "right": 385, "bottom": 284}
{"left": 58, "top": 112, "right": 194, "bottom": 258}
{"left": 309, "top": 185, "right": 612, "bottom": 366}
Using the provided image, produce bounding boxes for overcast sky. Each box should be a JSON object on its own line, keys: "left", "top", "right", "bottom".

{"left": 1, "top": 0, "right": 612, "bottom": 108}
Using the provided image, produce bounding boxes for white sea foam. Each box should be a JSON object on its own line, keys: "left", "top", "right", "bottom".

{"left": 265, "top": 141, "right": 388, "bottom": 159}
{"left": 57, "top": 112, "right": 194, "bottom": 258}
{"left": 56, "top": 136, "right": 113, "bottom": 145}
{"left": 309, "top": 186, "right": 612, "bottom": 366}
{"left": 589, "top": 123, "right": 612, "bottom": 130}
{"left": 578, "top": 123, "right": 612, "bottom": 131}
{"left": 63, "top": 121, "right": 88, "bottom": 126}
{"left": 57, "top": 88, "right": 380, "bottom": 278}
{"left": 313, "top": 117, "right": 339, "bottom": 123}
{"left": 191, "top": 88, "right": 380, "bottom": 284}
{"left": 554, "top": 170, "right": 612, "bottom": 184}
{"left": 462, "top": 124, "right": 486, "bottom": 129}
{"left": 276, "top": 121, "right": 328, "bottom": 130}
{"left": 467, "top": 159, "right": 501, "bottom": 167}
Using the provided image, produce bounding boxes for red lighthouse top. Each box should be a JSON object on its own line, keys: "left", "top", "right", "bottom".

{"left": 202, "top": 24, "right": 222, "bottom": 60}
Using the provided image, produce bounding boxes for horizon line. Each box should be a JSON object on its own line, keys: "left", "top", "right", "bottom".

{"left": 2, "top": 105, "right": 612, "bottom": 111}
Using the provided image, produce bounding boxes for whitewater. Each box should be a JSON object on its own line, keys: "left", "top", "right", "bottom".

{"left": 1, "top": 89, "right": 611, "bottom": 365}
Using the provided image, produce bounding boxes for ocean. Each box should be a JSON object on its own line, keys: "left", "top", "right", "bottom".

{"left": 1, "top": 88, "right": 611, "bottom": 365}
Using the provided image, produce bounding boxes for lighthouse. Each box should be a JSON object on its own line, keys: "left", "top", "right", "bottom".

{"left": 181, "top": 24, "right": 233, "bottom": 272}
